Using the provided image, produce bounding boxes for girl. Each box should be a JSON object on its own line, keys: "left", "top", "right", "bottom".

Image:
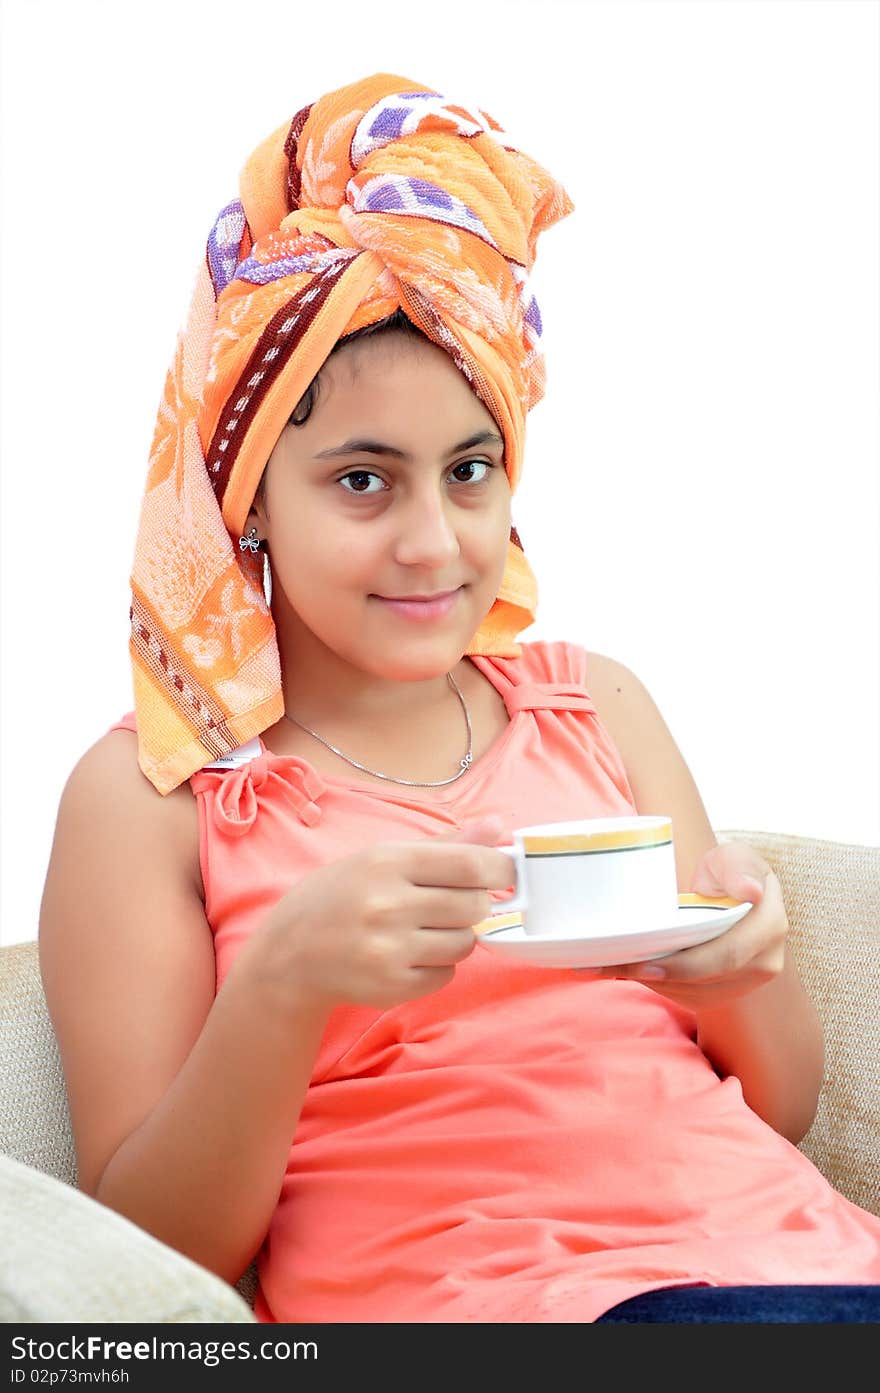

{"left": 39, "top": 72, "right": 880, "bottom": 1323}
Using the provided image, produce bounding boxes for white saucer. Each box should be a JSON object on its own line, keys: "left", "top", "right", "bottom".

{"left": 475, "top": 895, "right": 752, "bottom": 970}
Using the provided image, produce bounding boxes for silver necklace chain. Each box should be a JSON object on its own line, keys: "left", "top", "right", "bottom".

{"left": 283, "top": 671, "right": 474, "bottom": 787}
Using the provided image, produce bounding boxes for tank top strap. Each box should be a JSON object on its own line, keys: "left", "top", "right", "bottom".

{"left": 471, "top": 644, "right": 600, "bottom": 720}
{"left": 502, "top": 681, "right": 598, "bottom": 718}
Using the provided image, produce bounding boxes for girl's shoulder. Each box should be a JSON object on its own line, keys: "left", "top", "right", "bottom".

{"left": 500, "top": 638, "right": 633, "bottom": 696}
{"left": 511, "top": 641, "right": 681, "bottom": 787}
{"left": 57, "top": 720, "right": 203, "bottom": 900}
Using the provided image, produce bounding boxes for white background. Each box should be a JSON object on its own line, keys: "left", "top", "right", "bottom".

{"left": 1, "top": 0, "right": 878, "bottom": 946}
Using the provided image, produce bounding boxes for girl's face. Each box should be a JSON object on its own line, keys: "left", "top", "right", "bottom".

{"left": 248, "top": 333, "right": 513, "bottom": 683}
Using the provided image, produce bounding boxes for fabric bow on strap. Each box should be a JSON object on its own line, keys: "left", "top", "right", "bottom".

{"left": 129, "top": 72, "right": 574, "bottom": 794}
{"left": 190, "top": 755, "right": 326, "bottom": 835}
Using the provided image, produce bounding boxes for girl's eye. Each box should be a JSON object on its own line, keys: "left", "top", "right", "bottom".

{"left": 338, "top": 471, "right": 385, "bottom": 494}
{"left": 337, "top": 460, "right": 495, "bottom": 494}
{"left": 450, "top": 459, "right": 492, "bottom": 484}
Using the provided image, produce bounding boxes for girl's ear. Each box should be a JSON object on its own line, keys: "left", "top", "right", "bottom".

{"left": 244, "top": 486, "right": 269, "bottom": 537}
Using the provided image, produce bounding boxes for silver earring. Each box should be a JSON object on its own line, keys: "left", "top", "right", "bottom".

{"left": 238, "top": 527, "right": 263, "bottom": 555}
{"left": 238, "top": 527, "right": 272, "bottom": 606}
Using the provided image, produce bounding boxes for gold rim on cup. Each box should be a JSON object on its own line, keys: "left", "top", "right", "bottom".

{"left": 519, "top": 819, "right": 674, "bottom": 856}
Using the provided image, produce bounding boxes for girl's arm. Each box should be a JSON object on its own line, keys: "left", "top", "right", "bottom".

{"left": 39, "top": 730, "right": 332, "bottom": 1283}
{"left": 584, "top": 652, "right": 824, "bottom": 1145}
{"left": 39, "top": 731, "right": 509, "bottom": 1282}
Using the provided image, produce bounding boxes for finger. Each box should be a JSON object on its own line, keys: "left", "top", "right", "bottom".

{"left": 621, "top": 893, "right": 780, "bottom": 982}
{"left": 404, "top": 841, "right": 516, "bottom": 892}
{"left": 596, "top": 958, "right": 669, "bottom": 981}
{"left": 690, "top": 841, "right": 770, "bottom": 904}
{"left": 432, "top": 815, "right": 505, "bottom": 846}
{"left": 412, "top": 885, "right": 496, "bottom": 928}
{"left": 410, "top": 925, "right": 476, "bottom": 967}
{"left": 398, "top": 964, "right": 458, "bottom": 1001}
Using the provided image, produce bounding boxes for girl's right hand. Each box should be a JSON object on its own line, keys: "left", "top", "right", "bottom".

{"left": 244, "top": 816, "right": 514, "bottom": 1012}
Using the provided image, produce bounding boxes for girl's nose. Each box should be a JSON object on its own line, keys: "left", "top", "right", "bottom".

{"left": 392, "top": 491, "right": 460, "bottom": 568}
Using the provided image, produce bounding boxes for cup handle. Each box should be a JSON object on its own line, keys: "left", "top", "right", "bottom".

{"left": 487, "top": 843, "right": 528, "bottom": 916}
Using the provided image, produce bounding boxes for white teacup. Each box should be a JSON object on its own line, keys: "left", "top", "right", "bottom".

{"left": 493, "top": 815, "right": 679, "bottom": 938}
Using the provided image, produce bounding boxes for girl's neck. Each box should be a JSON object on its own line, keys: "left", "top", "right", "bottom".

{"left": 277, "top": 641, "right": 470, "bottom": 731}
{"left": 261, "top": 645, "right": 494, "bottom": 788}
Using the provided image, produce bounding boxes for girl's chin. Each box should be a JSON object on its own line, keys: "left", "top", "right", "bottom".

{"left": 353, "top": 631, "right": 476, "bottom": 681}
{"left": 367, "top": 649, "right": 470, "bottom": 682}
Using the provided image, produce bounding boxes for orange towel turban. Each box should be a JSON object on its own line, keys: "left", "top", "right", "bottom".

{"left": 129, "top": 72, "right": 573, "bottom": 793}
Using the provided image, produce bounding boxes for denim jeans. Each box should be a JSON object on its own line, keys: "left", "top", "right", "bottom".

{"left": 596, "top": 1284, "right": 880, "bottom": 1323}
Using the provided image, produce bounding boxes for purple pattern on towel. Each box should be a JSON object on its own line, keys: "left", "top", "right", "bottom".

{"left": 353, "top": 174, "right": 497, "bottom": 251}
{"left": 362, "top": 185, "right": 407, "bottom": 213}
{"left": 369, "top": 106, "right": 410, "bottom": 141}
{"left": 234, "top": 251, "right": 320, "bottom": 285}
{"left": 233, "top": 246, "right": 358, "bottom": 287}
{"left": 351, "top": 90, "right": 490, "bottom": 169}
{"left": 207, "top": 200, "right": 248, "bottom": 297}
{"left": 410, "top": 179, "right": 454, "bottom": 210}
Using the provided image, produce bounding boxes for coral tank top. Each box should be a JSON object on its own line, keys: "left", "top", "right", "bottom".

{"left": 110, "top": 641, "right": 880, "bottom": 1322}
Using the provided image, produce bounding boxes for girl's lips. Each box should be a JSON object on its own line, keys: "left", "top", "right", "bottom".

{"left": 373, "top": 589, "right": 461, "bottom": 622}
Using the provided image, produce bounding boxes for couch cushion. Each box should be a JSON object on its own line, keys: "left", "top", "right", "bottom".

{"left": 0, "top": 941, "right": 76, "bottom": 1183}
{"left": 719, "top": 830, "right": 880, "bottom": 1218}
{"left": 0, "top": 1153, "right": 255, "bottom": 1322}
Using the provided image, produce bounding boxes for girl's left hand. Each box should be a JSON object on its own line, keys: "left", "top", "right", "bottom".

{"left": 595, "top": 840, "right": 789, "bottom": 1011}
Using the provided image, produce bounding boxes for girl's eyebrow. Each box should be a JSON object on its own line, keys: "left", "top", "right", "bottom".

{"left": 312, "top": 430, "right": 504, "bottom": 461}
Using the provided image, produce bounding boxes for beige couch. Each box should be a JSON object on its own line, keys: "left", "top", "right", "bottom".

{"left": 2, "top": 829, "right": 878, "bottom": 1322}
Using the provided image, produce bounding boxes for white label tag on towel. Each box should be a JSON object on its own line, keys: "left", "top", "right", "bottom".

{"left": 201, "top": 737, "right": 262, "bottom": 770}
